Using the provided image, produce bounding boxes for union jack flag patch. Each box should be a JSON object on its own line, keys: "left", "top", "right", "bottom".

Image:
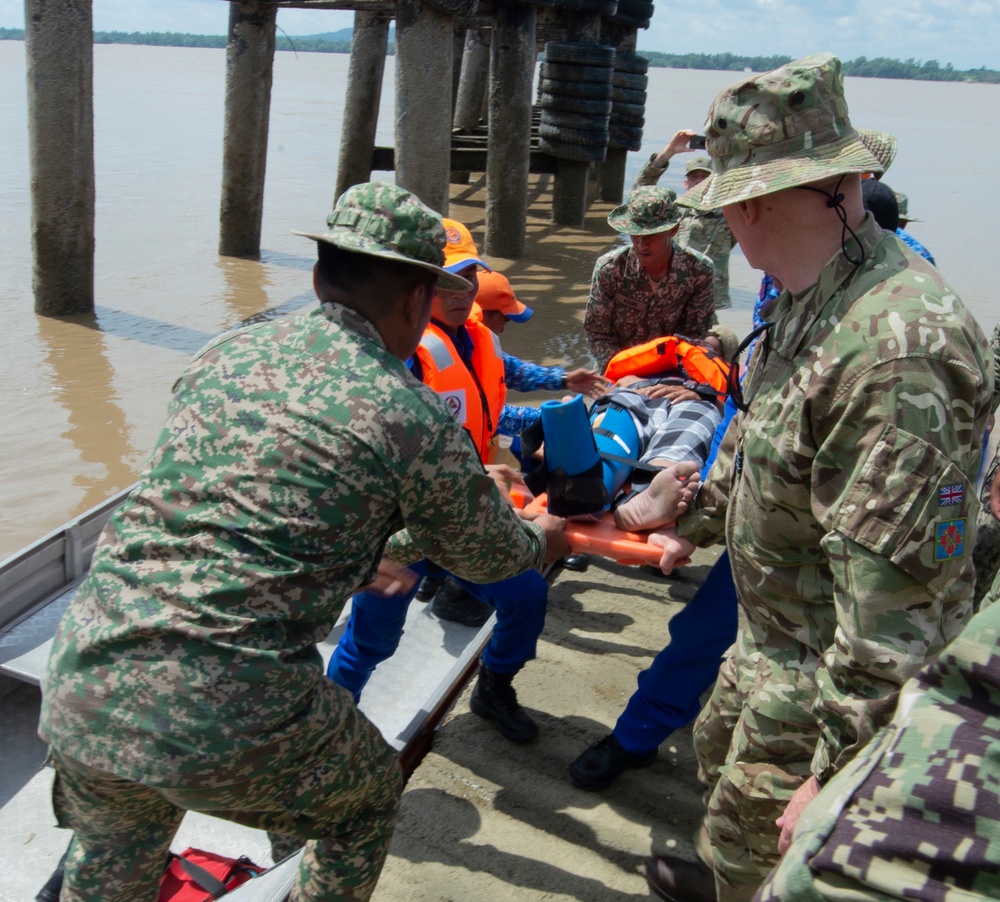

{"left": 935, "top": 519, "right": 966, "bottom": 561}
{"left": 939, "top": 483, "right": 964, "bottom": 506}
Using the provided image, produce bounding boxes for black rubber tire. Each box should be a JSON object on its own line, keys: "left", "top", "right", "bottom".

{"left": 612, "top": 86, "right": 647, "bottom": 106}
{"left": 539, "top": 135, "right": 608, "bottom": 163}
{"left": 610, "top": 123, "right": 644, "bottom": 146}
{"left": 538, "top": 93, "right": 614, "bottom": 117}
{"left": 612, "top": 70, "right": 648, "bottom": 90}
{"left": 543, "top": 41, "right": 616, "bottom": 67}
{"left": 610, "top": 110, "right": 645, "bottom": 127}
{"left": 609, "top": 132, "right": 644, "bottom": 151}
{"left": 538, "top": 75, "right": 614, "bottom": 101}
{"left": 540, "top": 61, "right": 614, "bottom": 84}
{"left": 614, "top": 51, "right": 649, "bottom": 75}
{"left": 611, "top": 100, "right": 645, "bottom": 119}
{"left": 539, "top": 121, "right": 610, "bottom": 147}
{"left": 612, "top": 0, "right": 654, "bottom": 27}
{"left": 540, "top": 108, "right": 611, "bottom": 131}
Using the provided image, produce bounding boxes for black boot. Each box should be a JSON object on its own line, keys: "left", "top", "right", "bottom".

{"left": 569, "top": 733, "right": 657, "bottom": 790}
{"left": 470, "top": 664, "right": 538, "bottom": 742}
{"left": 35, "top": 849, "right": 67, "bottom": 902}
{"left": 415, "top": 573, "right": 445, "bottom": 602}
{"left": 431, "top": 579, "right": 494, "bottom": 627}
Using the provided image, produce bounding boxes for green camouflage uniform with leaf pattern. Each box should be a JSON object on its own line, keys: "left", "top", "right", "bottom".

{"left": 677, "top": 217, "right": 993, "bottom": 900}
{"left": 39, "top": 301, "right": 547, "bottom": 902}
{"left": 972, "top": 319, "right": 1000, "bottom": 609}
{"left": 634, "top": 154, "right": 737, "bottom": 309}
{"left": 584, "top": 240, "right": 716, "bottom": 372}
{"left": 754, "top": 571, "right": 1000, "bottom": 902}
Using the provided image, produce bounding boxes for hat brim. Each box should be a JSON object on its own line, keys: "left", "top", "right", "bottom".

{"left": 444, "top": 256, "right": 493, "bottom": 275}
{"left": 676, "top": 132, "right": 884, "bottom": 212}
{"left": 505, "top": 306, "right": 533, "bottom": 323}
{"left": 293, "top": 229, "right": 472, "bottom": 292}
{"left": 607, "top": 212, "right": 683, "bottom": 235}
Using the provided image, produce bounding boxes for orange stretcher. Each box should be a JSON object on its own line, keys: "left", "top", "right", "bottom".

{"left": 509, "top": 489, "right": 666, "bottom": 567}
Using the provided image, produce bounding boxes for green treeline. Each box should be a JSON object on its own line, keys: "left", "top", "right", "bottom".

{"left": 0, "top": 27, "right": 354, "bottom": 53}
{"left": 2, "top": 28, "right": 998, "bottom": 83}
{"left": 632, "top": 51, "right": 1000, "bottom": 83}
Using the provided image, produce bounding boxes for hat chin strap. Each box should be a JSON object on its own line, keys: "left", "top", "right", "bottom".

{"left": 797, "top": 175, "right": 865, "bottom": 268}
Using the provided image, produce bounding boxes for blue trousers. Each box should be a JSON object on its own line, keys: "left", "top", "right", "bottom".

{"left": 327, "top": 560, "right": 548, "bottom": 701}
{"left": 613, "top": 549, "right": 738, "bottom": 754}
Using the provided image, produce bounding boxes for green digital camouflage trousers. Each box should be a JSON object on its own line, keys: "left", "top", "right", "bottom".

{"left": 48, "top": 698, "right": 402, "bottom": 902}
{"left": 693, "top": 650, "right": 815, "bottom": 902}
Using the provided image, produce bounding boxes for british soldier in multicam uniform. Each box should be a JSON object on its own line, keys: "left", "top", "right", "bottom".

{"left": 644, "top": 54, "right": 993, "bottom": 902}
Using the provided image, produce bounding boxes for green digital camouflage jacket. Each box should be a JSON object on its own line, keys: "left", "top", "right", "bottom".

{"left": 585, "top": 241, "right": 716, "bottom": 372}
{"left": 678, "top": 216, "right": 993, "bottom": 782}
{"left": 755, "top": 574, "right": 1000, "bottom": 901}
{"left": 39, "top": 303, "right": 547, "bottom": 784}
{"left": 634, "top": 155, "right": 737, "bottom": 309}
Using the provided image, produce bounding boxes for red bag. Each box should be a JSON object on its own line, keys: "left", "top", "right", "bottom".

{"left": 158, "top": 847, "right": 265, "bottom": 901}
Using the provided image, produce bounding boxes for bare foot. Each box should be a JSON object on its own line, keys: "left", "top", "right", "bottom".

{"left": 613, "top": 460, "right": 702, "bottom": 531}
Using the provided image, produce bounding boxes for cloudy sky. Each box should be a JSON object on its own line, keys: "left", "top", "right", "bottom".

{"left": 2, "top": 0, "right": 998, "bottom": 70}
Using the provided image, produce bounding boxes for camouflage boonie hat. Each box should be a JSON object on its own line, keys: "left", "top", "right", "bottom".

{"left": 608, "top": 186, "right": 683, "bottom": 235}
{"left": 686, "top": 156, "right": 712, "bottom": 175}
{"left": 857, "top": 128, "right": 897, "bottom": 176}
{"left": 678, "top": 53, "right": 886, "bottom": 212}
{"left": 293, "top": 182, "right": 472, "bottom": 291}
{"left": 894, "top": 190, "right": 921, "bottom": 222}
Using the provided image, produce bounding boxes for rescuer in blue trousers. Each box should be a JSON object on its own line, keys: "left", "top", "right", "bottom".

{"left": 328, "top": 561, "right": 549, "bottom": 743}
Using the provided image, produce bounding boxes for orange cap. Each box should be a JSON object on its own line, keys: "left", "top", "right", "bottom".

{"left": 442, "top": 219, "right": 492, "bottom": 274}
{"left": 475, "top": 270, "right": 533, "bottom": 323}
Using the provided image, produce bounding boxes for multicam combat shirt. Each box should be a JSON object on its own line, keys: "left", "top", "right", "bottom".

{"left": 40, "top": 303, "right": 547, "bottom": 784}
{"left": 679, "top": 215, "right": 992, "bottom": 781}
{"left": 585, "top": 241, "right": 715, "bottom": 372}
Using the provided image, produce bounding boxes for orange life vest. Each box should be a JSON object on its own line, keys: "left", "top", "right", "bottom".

{"left": 415, "top": 319, "right": 506, "bottom": 462}
{"left": 604, "top": 335, "right": 730, "bottom": 401}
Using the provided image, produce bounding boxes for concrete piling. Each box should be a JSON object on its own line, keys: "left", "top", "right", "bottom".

{"left": 395, "top": 0, "right": 454, "bottom": 214}
{"left": 25, "top": 0, "right": 94, "bottom": 316}
{"left": 218, "top": 1, "right": 276, "bottom": 258}
{"left": 484, "top": 3, "right": 536, "bottom": 258}
{"left": 335, "top": 10, "right": 391, "bottom": 201}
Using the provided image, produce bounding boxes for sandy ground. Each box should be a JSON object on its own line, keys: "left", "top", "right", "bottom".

{"left": 372, "top": 547, "right": 726, "bottom": 901}
{"left": 370, "top": 174, "right": 755, "bottom": 901}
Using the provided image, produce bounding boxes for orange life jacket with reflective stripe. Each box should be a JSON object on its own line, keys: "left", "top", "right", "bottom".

{"left": 603, "top": 335, "right": 730, "bottom": 401}
{"left": 415, "top": 319, "right": 506, "bottom": 462}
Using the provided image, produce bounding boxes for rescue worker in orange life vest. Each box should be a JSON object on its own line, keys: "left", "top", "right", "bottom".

{"left": 326, "top": 220, "right": 566, "bottom": 745}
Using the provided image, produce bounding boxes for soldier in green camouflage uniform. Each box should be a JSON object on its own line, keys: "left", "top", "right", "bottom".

{"left": 38, "top": 183, "right": 568, "bottom": 902}
{"left": 755, "top": 566, "right": 1000, "bottom": 901}
{"left": 584, "top": 185, "right": 716, "bottom": 372}
{"left": 972, "top": 319, "right": 1000, "bottom": 609}
{"left": 635, "top": 133, "right": 738, "bottom": 309}
{"left": 644, "top": 54, "right": 993, "bottom": 902}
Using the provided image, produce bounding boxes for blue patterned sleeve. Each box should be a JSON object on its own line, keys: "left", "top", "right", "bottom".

{"left": 504, "top": 353, "right": 564, "bottom": 393}
{"left": 498, "top": 403, "right": 541, "bottom": 437}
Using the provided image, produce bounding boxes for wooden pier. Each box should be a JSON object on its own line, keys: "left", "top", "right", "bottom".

{"left": 23, "top": 0, "right": 654, "bottom": 314}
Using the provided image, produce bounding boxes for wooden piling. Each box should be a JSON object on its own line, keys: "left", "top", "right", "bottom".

{"left": 453, "top": 26, "right": 490, "bottom": 131}
{"left": 218, "top": 1, "right": 276, "bottom": 258}
{"left": 335, "top": 10, "right": 391, "bottom": 201}
{"left": 395, "top": 0, "right": 454, "bottom": 214}
{"left": 26, "top": 0, "right": 94, "bottom": 316}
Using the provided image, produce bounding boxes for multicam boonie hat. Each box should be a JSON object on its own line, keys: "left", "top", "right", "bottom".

{"left": 293, "top": 182, "right": 472, "bottom": 292}
{"left": 894, "top": 190, "right": 921, "bottom": 222}
{"left": 608, "top": 186, "right": 683, "bottom": 235}
{"left": 857, "top": 128, "right": 897, "bottom": 175}
{"left": 685, "top": 156, "right": 712, "bottom": 175}
{"left": 677, "top": 53, "right": 887, "bottom": 212}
